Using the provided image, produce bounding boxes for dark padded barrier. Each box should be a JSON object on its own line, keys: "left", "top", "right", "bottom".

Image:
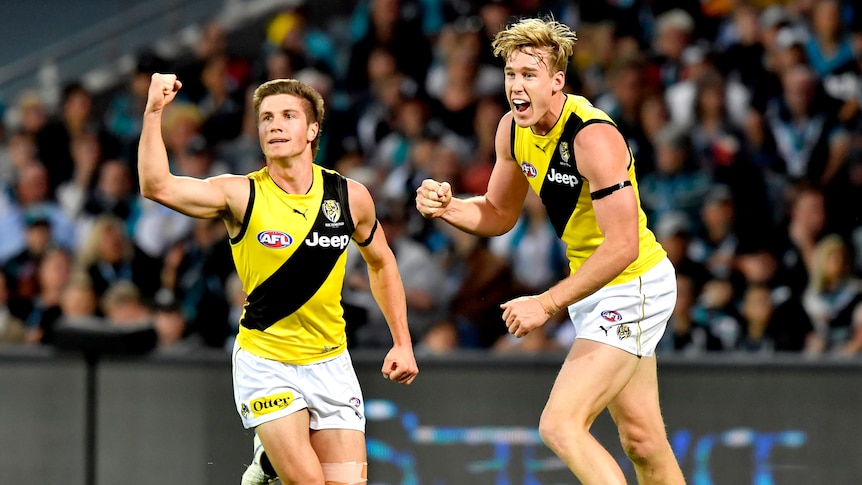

{"left": 1, "top": 349, "right": 860, "bottom": 485}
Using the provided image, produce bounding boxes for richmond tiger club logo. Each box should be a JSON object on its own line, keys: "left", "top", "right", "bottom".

{"left": 617, "top": 324, "right": 631, "bottom": 341}
{"left": 521, "top": 162, "right": 538, "bottom": 178}
{"left": 559, "top": 141, "right": 571, "bottom": 167}
{"left": 322, "top": 199, "right": 341, "bottom": 223}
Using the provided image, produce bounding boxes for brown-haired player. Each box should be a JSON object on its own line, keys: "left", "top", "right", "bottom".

{"left": 139, "top": 74, "right": 418, "bottom": 485}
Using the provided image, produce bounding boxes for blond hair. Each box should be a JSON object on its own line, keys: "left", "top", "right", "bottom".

{"left": 807, "top": 234, "right": 850, "bottom": 293}
{"left": 492, "top": 17, "right": 578, "bottom": 74}
{"left": 253, "top": 78, "right": 326, "bottom": 159}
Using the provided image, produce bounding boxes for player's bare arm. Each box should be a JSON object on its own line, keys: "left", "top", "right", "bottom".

{"left": 503, "top": 123, "right": 639, "bottom": 338}
{"left": 415, "top": 113, "right": 528, "bottom": 236}
{"left": 548, "top": 123, "right": 640, "bottom": 307}
{"left": 138, "top": 73, "right": 248, "bottom": 233}
{"left": 349, "top": 179, "right": 418, "bottom": 385}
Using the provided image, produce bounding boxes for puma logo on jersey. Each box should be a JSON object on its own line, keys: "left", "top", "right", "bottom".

{"left": 257, "top": 230, "right": 293, "bottom": 248}
{"left": 547, "top": 167, "right": 579, "bottom": 188}
{"left": 305, "top": 232, "right": 350, "bottom": 250}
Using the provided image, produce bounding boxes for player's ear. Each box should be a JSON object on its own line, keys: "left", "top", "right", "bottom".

{"left": 552, "top": 71, "right": 565, "bottom": 93}
{"left": 307, "top": 122, "right": 319, "bottom": 141}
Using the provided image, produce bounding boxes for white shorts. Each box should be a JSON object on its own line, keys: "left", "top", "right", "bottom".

{"left": 232, "top": 343, "right": 366, "bottom": 431}
{"left": 568, "top": 257, "right": 676, "bottom": 357}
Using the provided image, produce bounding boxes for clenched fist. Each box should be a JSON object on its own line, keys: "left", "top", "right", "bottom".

{"left": 415, "top": 179, "right": 452, "bottom": 219}
{"left": 145, "top": 73, "right": 183, "bottom": 114}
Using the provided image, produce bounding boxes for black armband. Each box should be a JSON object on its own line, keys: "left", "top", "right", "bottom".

{"left": 590, "top": 180, "right": 632, "bottom": 200}
{"left": 354, "top": 219, "right": 378, "bottom": 247}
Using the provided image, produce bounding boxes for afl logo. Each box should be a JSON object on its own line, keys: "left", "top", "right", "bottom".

{"left": 257, "top": 230, "right": 293, "bottom": 248}
{"left": 349, "top": 397, "right": 362, "bottom": 408}
{"left": 601, "top": 310, "right": 622, "bottom": 322}
{"left": 521, "top": 162, "right": 538, "bottom": 178}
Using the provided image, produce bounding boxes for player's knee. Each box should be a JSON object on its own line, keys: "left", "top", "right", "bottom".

{"left": 618, "top": 427, "right": 667, "bottom": 464}
{"left": 321, "top": 461, "right": 367, "bottom": 485}
{"left": 538, "top": 410, "right": 583, "bottom": 453}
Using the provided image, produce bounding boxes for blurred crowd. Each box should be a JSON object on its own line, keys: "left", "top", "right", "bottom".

{"left": 0, "top": 0, "right": 860, "bottom": 358}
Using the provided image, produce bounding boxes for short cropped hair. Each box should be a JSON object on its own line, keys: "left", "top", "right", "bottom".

{"left": 492, "top": 17, "right": 578, "bottom": 75}
{"left": 253, "top": 79, "right": 326, "bottom": 158}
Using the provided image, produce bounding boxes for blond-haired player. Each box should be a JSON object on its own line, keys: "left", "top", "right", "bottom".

{"left": 416, "top": 17, "right": 685, "bottom": 485}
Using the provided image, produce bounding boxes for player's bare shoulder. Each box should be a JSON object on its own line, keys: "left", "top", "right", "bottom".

{"left": 211, "top": 173, "right": 253, "bottom": 223}
{"left": 345, "top": 177, "right": 375, "bottom": 224}
{"left": 494, "top": 111, "right": 517, "bottom": 162}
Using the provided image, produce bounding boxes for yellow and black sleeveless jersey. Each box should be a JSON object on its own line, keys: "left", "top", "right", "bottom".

{"left": 232, "top": 165, "right": 355, "bottom": 364}
{"left": 511, "top": 94, "right": 665, "bottom": 286}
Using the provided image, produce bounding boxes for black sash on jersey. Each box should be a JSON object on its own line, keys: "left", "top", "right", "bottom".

{"left": 538, "top": 115, "right": 585, "bottom": 238}
{"left": 241, "top": 171, "right": 355, "bottom": 331}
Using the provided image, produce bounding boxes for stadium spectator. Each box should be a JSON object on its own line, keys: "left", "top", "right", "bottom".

{"left": 103, "top": 49, "right": 168, "bottom": 161}
{"left": 76, "top": 214, "right": 160, "bottom": 300}
{"left": 197, "top": 53, "right": 245, "bottom": 147}
{"left": 654, "top": 211, "right": 711, "bottom": 292}
{"left": 217, "top": 86, "right": 269, "bottom": 176}
{"left": 55, "top": 131, "right": 101, "bottom": 221}
{"left": 56, "top": 273, "right": 100, "bottom": 325}
{"left": 100, "top": 280, "right": 151, "bottom": 328}
{"left": 765, "top": 63, "right": 851, "bottom": 191}
{"left": 425, "top": 21, "right": 501, "bottom": 138}
{"left": 23, "top": 246, "right": 72, "bottom": 344}
{"left": 802, "top": 234, "right": 862, "bottom": 354}
{"left": 639, "top": 123, "right": 713, "bottom": 229}
{"left": 665, "top": 44, "right": 750, "bottom": 131}
{"left": 658, "top": 272, "right": 721, "bottom": 354}
{"left": 693, "top": 276, "right": 743, "bottom": 351}
{"left": 715, "top": 4, "right": 768, "bottom": 95}
{"left": 172, "top": 21, "right": 252, "bottom": 105}
{"left": 646, "top": 9, "right": 697, "bottom": 90}
{"left": 262, "top": 4, "right": 340, "bottom": 78}
{"left": 345, "top": 197, "right": 448, "bottom": 348}
{"left": 156, "top": 217, "right": 234, "bottom": 349}
{"left": 345, "top": 0, "right": 433, "bottom": 100}
{"left": 595, "top": 56, "right": 656, "bottom": 176}
{"left": 460, "top": 94, "right": 507, "bottom": 195}
{"left": 489, "top": 190, "right": 568, "bottom": 294}
{"left": 736, "top": 283, "right": 778, "bottom": 353}
{"left": 13, "top": 91, "right": 49, "bottom": 139}
{"left": 438, "top": 225, "right": 528, "bottom": 349}
{"left": 690, "top": 186, "right": 740, "bottom": 282}
{"left": 775, "top": 185, "right": 829, "bottom": 296}
{"left": 805, "top": 0, "right": 857, "bottom": 81}
{"left": 81, "top": 158, "right": 137, "bottom": 222}
{"left": 0, "top": 272, "right": 25, "bottom": 344}
{"left": 35, "top": 82, "right": 119, "bottom": 193}
{"left": 7, "top": 162, "right": 78, "bottom": 250}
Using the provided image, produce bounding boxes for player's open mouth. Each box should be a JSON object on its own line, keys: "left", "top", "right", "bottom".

{"left": 269, "top": 139, "right": 288, "bottom": 144}
{"left": 513, "top": 99, "right": 530, "bottom": 113}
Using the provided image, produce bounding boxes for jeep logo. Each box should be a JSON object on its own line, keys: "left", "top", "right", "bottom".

{"left": 547, "top": 168, "right": 579, "bottom": 188}
{"left": 305, "top": 232, "right": 350, "bottom": 250}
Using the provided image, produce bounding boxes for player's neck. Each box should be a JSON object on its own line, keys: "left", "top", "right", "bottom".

{"left": 267, "top": 158, "right": 313, "bottom": 194}
{"left": 532, "top": 92, "right": 566, "bottom": 136}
